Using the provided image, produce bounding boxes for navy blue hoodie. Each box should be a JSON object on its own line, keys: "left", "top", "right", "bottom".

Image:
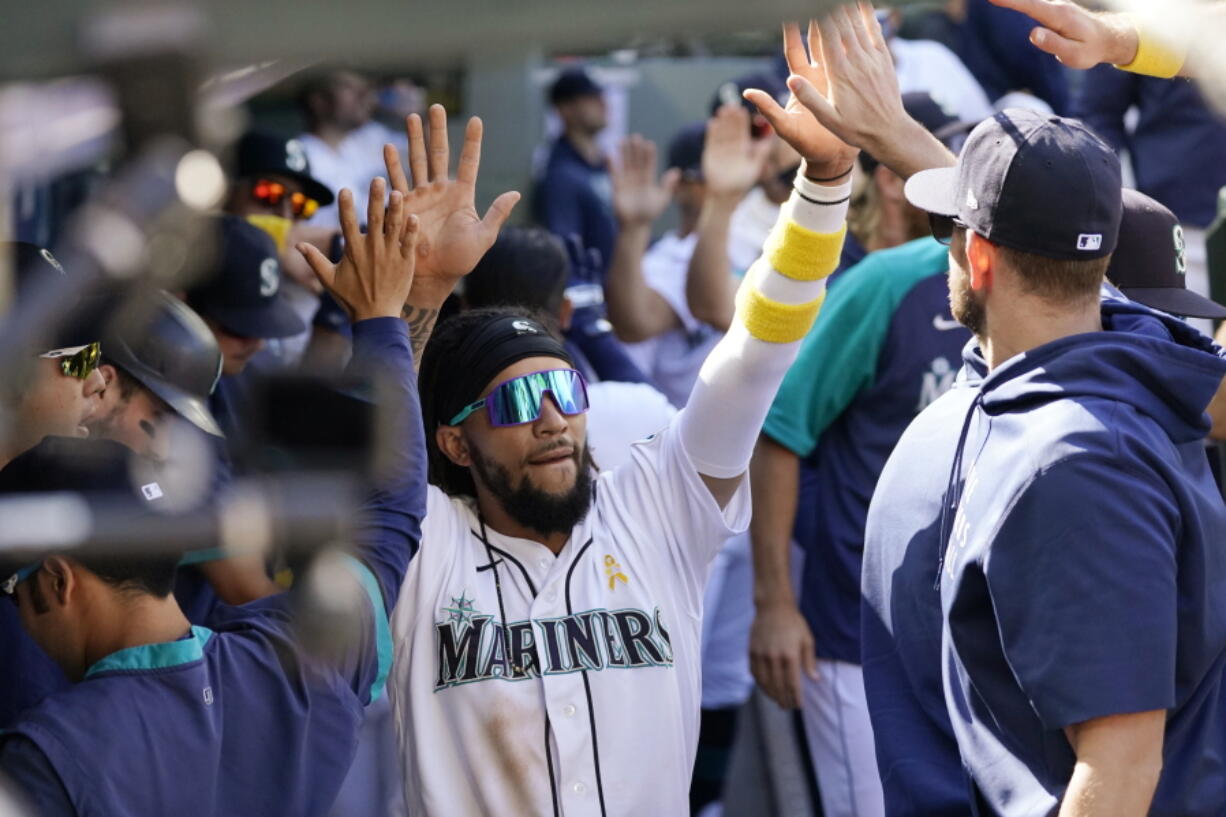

{"left": 863, "top": 299, "right": 1226, "bottom": 817}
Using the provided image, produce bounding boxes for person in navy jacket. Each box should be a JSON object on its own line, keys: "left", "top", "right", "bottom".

{"left": 0, "top": 181, "right": 426, "bottom": 817}
{"left": 894, "top": 108, "right": 1226, "bottom": 816}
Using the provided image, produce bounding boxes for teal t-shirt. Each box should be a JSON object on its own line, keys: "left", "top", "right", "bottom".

{"left": 762, "top": 237, "right": 970, "bottom": 662}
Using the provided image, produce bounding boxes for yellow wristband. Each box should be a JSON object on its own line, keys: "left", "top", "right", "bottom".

{"left": 1116, "top": 14, "right": 1186, "bottom": 79}
{"left": 736, "top": 286, "right": 826, "bottom": 344}
{"left": 763, "top": 220, "right": 847, "bottom": 282}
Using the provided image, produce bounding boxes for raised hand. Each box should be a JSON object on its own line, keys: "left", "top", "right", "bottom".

{"left": 743, "top": 18, "right": 859, "bottom": 182}
{"left": 611, "top": 135, "right": 679, "bottom": 228}
{"left": 382, "top": 103, "right": 520, "bottom": 306}
{"left": 702, "top": 105, "right": 772, "bottom": 200}
{"left": 297, "top": 177, "right": 420, "bottom": 323}
{"left": 987, "top": 0, "right": 1139, "bottom": 69}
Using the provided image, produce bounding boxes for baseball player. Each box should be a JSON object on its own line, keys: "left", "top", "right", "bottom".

{"left": 376, "top": 22, "right": 865, "bottom": 815}
{"left": 0, "top": 181, "right": 426, "bottom": 816}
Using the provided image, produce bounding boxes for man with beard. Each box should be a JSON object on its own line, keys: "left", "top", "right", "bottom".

{"left": 382, "top": 21, "right": 862, "bottom": 813}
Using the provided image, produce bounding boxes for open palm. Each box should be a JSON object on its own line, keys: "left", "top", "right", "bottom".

{"left": 744, "top": 22, "right": 859, "bottom": 176}
{"left": 383, "top": 104, "right": 520, "bottom": 304}
{"left": 611, "top": 135, "right": 678, "bottom": 227}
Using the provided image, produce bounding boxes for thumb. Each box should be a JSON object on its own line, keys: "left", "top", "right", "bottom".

{"left": 1030, "top": 27, "right": 1095, "bottom": 69}
{"left": 659, "top": 168, "right": 681, "bottom": 197}
{"left": 743, "top": 89, "right": 788, "bottom": 130}
{"left": 481, "top": 190, "right": 521, "bottom": 237}
{"left": 788, "top": 75, "right": 840, "bottom": 127}
{"left": 297, "top": 243, "right": 336, "bottom": 292}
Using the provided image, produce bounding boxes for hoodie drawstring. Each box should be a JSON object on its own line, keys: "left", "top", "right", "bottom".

{"left": 935, "top": 392, "right": 983, "bottom": 589}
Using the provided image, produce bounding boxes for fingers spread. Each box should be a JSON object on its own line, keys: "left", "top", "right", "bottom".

{"left": 366, "top": 177, "right": 386, "bottom": 240}
{"left": 400, "top": 214, "right": 420, "bottom": 260}
{"left": 406, "top": 114, "right": 428, "bottom": 188}
{"left": 783, "top": 22, "right": 809, "bottom": 75}
{"left": 456, "top": 116, "right": 483, "bottom": 187}
{"left": 385, "top": 190, "right": 405, "bottom": 249}
{"left": 481, "top": 190, "right": 521, "bottom": 237}
{"left": 384, "top": 144, "right": 409, "bottom": 194}
{"left": 743, "top": 89, "right": 787, "bottom": 128}
{"left": 427, "top": 103, "right": 450, "bottom": 182}
{"left": 337, "top": 188, "right": 362, "bottom": 251}
{"left": 297, "top": 242, "right": 335, "bottom": 291}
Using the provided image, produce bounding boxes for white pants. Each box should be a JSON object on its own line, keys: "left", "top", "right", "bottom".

{"left": 800, "top": 660, "right": 885, "bottom": 817}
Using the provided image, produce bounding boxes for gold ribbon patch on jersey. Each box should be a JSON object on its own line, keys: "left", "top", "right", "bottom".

{"left": 604, "top": 555, "right": 629, "bottom": 590}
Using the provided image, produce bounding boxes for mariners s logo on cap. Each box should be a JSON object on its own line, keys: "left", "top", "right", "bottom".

{"left": 285, "top": 139, "right": 308, "bottom": 173}
{"left": 512, "top": 319, "right": 540, "bottom": 334}
{"left": 259, "top": 257, "right": 280, "bottom": 297}
{"left": 1174, "top": 225, "right": 1188, "bottom": 275}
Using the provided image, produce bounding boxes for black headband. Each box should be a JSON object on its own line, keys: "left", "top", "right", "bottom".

{"left": 435, "top": 315, "right": 571, "bottom": 427}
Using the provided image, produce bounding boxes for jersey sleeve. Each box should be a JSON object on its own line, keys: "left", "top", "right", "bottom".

{"left": 0, "top": 735, "right": 76, "bottom": 817}
{"left": 970, "top": 454, "right": 1180, "bottom": 729}
{"left": 760, "top": 254, "right": 904, "bottom": 458}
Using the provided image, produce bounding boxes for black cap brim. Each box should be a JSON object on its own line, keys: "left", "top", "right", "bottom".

{"left": 282, "top": 171, "right": 334, "bottom": 208}
{"left": 1119, "top": 287, "right": 1226, "bottom": 320}
{"left": 904, "top": 167, "right": 960, "bottom": 217}
{"left": 141, "top": 378, "right": 223, "bottom": 437}
{"left": 209, "top": 297, "right": 308, "bottom": 340}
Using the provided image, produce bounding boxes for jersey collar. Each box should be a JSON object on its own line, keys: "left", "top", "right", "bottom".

{"left": 84, "top": 625, "right": 214, "bottom": 680}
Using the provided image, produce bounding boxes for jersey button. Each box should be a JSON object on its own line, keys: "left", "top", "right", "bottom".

{"left": 572, "top": 782, "right": 586, "bottom": 795}
{"left": 562, "top": 704, "right": 576, "bottom": 717}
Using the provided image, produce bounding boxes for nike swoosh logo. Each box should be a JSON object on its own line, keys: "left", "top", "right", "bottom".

{"left": 933, "top": 315, "right": 963, "bottom": 332}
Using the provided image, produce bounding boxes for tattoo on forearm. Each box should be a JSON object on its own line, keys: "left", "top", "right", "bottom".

{"left": 401, "top": 305, "right": 439, "bottom": 368}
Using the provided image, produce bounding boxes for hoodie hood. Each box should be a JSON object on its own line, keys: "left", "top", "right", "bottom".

{"left": 966, "top": 299, "right": 1226, "bottom": 445}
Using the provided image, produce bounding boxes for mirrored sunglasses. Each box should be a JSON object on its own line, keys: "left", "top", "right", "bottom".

{"left": 39, "top": 341, "right": 101, "bottom": 379}
{"left": 252, "top": 179, "right": 320, "bottom": 219}
{"left": 449, "top": 369, "right": 590, "bottom": 427}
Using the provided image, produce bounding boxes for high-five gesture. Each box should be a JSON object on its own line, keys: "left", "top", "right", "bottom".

{"left": 298, "top": 178, "right": 420, "bottom": 323}
{"left": 611, "top": 135, "right": 679, "bottom": 228}
{"left": 703, "top": 105, "right": 772, "bottom": 200}
{"left": 382, "top": 104, "right": 520, "bottom": 305}
{"left": 743, "top": 19, "right": 859, "bottom": 182}
{"left": 987, "top": 0, "right": 1140, "bottom": 70}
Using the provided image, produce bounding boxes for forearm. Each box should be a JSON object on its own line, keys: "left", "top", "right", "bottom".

{"left": 198, "top": 557, "right": 280, "bottom": 605}
{"left": 680, "top": 176, "right": 850, "bottom": 504}
{"left": 749, "top": 435, "right": 802, "bottom": 607}
{"left": 862, "top": 116, "right": 957, "bottom": 181}
{"left": 685, "top": 195, "right": 740, "bottom": 332}
{"left": 346, "top": 317, "right": 426, "bottom": 610}
{"left": 400, "top": 301, "right": 440, "bottom": 370}
{"left": 604, "top": 223, "right": 676, "bottom": 342}
{"left": 1059, "top": 710, "right": 1164, "bottom": 817}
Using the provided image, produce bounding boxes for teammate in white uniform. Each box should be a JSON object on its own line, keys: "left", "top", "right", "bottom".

{"left": 386, "top": 19, "right": 864, "bottom": 813}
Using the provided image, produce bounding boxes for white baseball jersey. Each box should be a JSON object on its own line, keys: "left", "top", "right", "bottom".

{"left": 388, "top": 416, "right": 750, "bottom": 816}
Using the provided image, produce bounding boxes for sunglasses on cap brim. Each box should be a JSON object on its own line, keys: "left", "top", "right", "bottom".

{"left": 448, "top": 369, "right": 590, "bottom": 427}
{"left": 928, "top": 213, "right": 968, "bottom": 246}
{"left": 2, "top": 563, "right": 41, "bottom": 604}
{"left": 251, "top": 179, "right": 320, "bottom": 219}
{"left": 39, "top": 341, "right": 101, "bottom": 380}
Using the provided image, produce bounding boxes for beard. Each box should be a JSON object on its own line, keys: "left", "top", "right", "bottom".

{"left": 470, "top": 442, "right": 595, "bottom": 537}
{"left": 949, "top": 265, "right": 987, "bottom": 337}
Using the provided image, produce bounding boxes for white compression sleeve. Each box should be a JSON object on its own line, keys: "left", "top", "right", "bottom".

{"left": 679, "top": 177, "right": 851, "bottom": 479}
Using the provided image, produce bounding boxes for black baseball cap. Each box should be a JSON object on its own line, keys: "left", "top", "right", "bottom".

{"left": 1108, "top": 189, "right": 1226, "bottom": 319}
{"left": 711, "top": 72, "right": 787, "bottom": 117}
{"left": 235, "top": 131, "right": 334, "bottom": 207}
{"left": 905, "top": 109, "right": 1123, "bottom": 261}
{"left": 861, "top": 93, "right": 959, "bottom": 175}
{"left": 7, "top": 242, "right": 101, "bottom": 352}
{"left": 667, "top": 122, "right": 706, "bottom": 178}
{"left": 186, "top": 216, "right": 307, "bottom": 340}
{"left": 103, "top": 291, "right": 225, "bottom": 437}
{"left": 549, "top": 68, "right": 602, "bottom": 105}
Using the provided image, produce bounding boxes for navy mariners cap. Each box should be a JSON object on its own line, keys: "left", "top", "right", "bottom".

{"left": 1108, "top": 189, "right": 1226, "bottom": 319}
{"left": 103, "top": 291, "right": 225, "bottom": 437}
{"left": 905, "top": 109, "right": 1123, "bottom": 261}
{"left": 235, "top": 131, "right": 334, "bottom": 207}
{"left": 549, "top": 68, "right": 602, "bottom": 105}
{"left": 7, "top": 242, "right": 102, "bottom": 352}
{"left": 667, "top": 122, "right": 706, "bottom": 178}
{"left": 186, "top": 216, "right": 307, "bottom": 340}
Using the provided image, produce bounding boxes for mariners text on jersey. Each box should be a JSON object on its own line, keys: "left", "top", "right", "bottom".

{"left": 434, "top": 604, "right": 674, "bottom": 690}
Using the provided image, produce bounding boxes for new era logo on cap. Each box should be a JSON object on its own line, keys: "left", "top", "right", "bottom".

{"left": 1077, "top": 234, "right": 1103, "bottom": 252}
